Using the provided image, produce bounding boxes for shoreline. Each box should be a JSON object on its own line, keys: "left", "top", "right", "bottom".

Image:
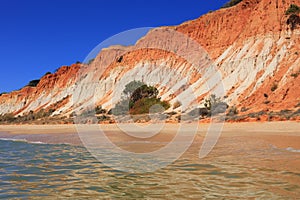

{"left": 0, "top": 121, "right": 299, "bottom": 134}
{"left": 0, "top": 121, "right": 299, "bottom": 150}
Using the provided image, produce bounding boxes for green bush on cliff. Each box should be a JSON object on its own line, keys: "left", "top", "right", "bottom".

{"left": 27, "top": 79, "right": 40, "bottom": 87}
{"left": 0, "top": 113, "right": 15, "bottom": 123}
{"left": 129, "top": 84, "right": 159, "bottom": 104}
{"left": 130, "top": 98, "right": 170, "bottom": 115}
{"left": 204, "top": 94, "right": 228, "bottom": 116}
{"left": 285, "top": 4, "right": 300, "bottom": 30}
{"left": 111, "top": 81, "right": 170, "bottom": 115}
{"left": 110, "top": 99, "right": 131, "bottom": 116}
{"left": 87, "top": 58, "right": 95, "bottom": 65}
{"left": 0, "top": 108, "right": 56, "bottom": 124}
{"left": 221, "top": 0, "right": 243, "bottom": 9}
{"left": 271, "top": 82, "right": 278, "bottom": 92}
{"left": 95, "top": 105, "right": 106, "bottom": 114}
{"left": 287, "top": 14, "right": 300, "bottom": 30}
{"left": 285, "top": 4, "right": 300, "bottom": 15}
{"left": 123, "top": 80, "right": 144, "bottom": 97}
{"left": 227, "top": 105, "right": 238, "bottom": 116}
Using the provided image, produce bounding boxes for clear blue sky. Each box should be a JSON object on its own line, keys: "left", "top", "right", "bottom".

{"left": 0, "top": 0, "right": 228, "bottom": 93}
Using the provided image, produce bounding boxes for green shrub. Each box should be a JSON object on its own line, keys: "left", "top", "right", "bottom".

{"left": 97, "top": 115, "right": 110, "bottom": 122}
{"left": 285, "top": 4, "right": 300, "bottom": 15}
{"left": 130, "top": 98, "right": 170, "bottom": 115}
{"left": 111, "top": 99, "right": 131, "bottom": 116}
{"left": 111, "top": 81, "right": 170, "bottom": 115}
{"left": 176, "top": 115, "right": 181, "bottom": 122}
{"left": 69, "top": 111, "right": 77, "bottom": 118}
{"left": 291, "top": 69, "right": 300, "bottom": 78}
{"left": 291, "top": 73, "right": 299, "bottom": 78}
{"left": 247, "top": 111, "right": 266, "bottom": 118}
{"left": 95, "top": 105, "right": 106, "bottom": 114}
{"left": 15, "top": 109, "right": 55, "bottom": 123}
{"left": 187, "top": 107, "right": 209, "bottom": 118}
{"left": 287, "top": 14, "right": 300, "bottom": 30}
{"left": 240, "top": 107, "right": 249, "bottom": 112}
{"left": 87, "top": 58, "right": 95, "bottom": 65}
{"left": 129, "top": 84, "right": 158, "bottom": 104}
{"left": 80, "top": 109, "right": 95, "bottom": 117}
{"left": 173, "top": 101, "right": 182, "bottom": 109}
{"left": 271, "top": 83, "right": 278, "bottom": 92}
{"left": 227, "top": 105, "right": 238, "bottom": 116}
{"left": 167, "top": 111, "right": 177, "bottom": 116}
{"left": 123, "top": 80, "right": 144, "bottom": 97}
{"left": 0, "top": 113, "right": 15, "bottom": 123}
{"left": 293, "top": 108, "right": 300, "bottom": 115}
{"left": 204, "top": 94, "right": 228, "bottom": 115}
{"left": 117, "top": 56, "right": 123, "bottom": 63}
{"left": 221, "top": 0, "right": 242, "bottom": 9}
{"left": 27, "top": 79, "right": 40, "bottom": 87}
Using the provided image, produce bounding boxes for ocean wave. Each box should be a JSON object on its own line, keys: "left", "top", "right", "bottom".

{"left": 0, "top": 137, "right": 76, "bottom": 146}
{"left": 0, "top": 138, "right": 28, "bottom": 142}
{"left": 286, "top": 147, "right": 300, "bottom": 153}
{"left": 271, "top": 144, "right": 300, "bottom": 153}
{"left": 0, "top": 138, "right": 46, "bottom": 145}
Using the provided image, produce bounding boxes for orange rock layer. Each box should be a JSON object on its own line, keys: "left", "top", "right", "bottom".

{"left": 0, "top": 0, "right": 299, "bottom": 123}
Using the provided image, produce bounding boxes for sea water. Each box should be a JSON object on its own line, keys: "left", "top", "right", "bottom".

{"left": 0, "top": 136, "right": 300, "bottom": 199}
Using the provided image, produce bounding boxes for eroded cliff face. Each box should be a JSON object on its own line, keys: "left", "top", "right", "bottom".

{"left": 0, "top": 0, "right": 299, "bottom": 121}
{"left": 0, "top": 64, "right": 80, "bottom": 115}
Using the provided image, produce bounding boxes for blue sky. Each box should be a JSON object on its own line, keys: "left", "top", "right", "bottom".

{"left": 0, "top": 0, "right": 228, "bottom": 93}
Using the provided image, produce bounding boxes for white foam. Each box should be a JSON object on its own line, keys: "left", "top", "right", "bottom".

{"left": 0, "top": 138, "right": 27, "bottom": 142}
{"left": 0, "top": 138, "right": 46, "bottom": 145}
{"left": 286, "top": 147, "right": 300, "bottom": 153}
{"left": 30, "top": 141, "right": 46, "bottom": 144}
{"left": 270, "top": 144, "right": 300, "bottom": 153}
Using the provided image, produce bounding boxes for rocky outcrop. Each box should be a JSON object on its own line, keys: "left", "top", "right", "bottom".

{"left": 0, "top": 0, "right": 299, "bottom": 122}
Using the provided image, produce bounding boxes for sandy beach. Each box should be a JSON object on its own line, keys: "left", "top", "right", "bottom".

{"left": 0, "top": 121, "right": 299, "bottom": 149}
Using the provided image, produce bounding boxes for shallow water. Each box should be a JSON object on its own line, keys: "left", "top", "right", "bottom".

{"left": 0, "top": 133, "right": 300, "bottom": 199}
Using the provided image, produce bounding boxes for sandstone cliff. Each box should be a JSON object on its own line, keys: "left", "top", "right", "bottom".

{"left": 0, "top": 0, "right": 299, "bottom": 123}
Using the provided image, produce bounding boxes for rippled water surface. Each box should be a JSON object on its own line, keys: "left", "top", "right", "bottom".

{"left": 0, "top": 135, "right": 300, "bottom": 199}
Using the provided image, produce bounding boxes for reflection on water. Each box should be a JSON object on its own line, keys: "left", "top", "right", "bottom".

{"left": 0, "top": 136, "right": 300, "bottom": 199}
